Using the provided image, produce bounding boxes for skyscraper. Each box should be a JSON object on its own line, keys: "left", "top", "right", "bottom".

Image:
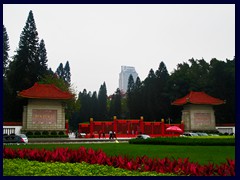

{"left": 119, "top": 66, "right": 138, "bottom": 93}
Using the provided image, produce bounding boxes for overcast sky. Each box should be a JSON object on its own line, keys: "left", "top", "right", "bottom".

{"left": 3, "top": 4, "right": 235, "bottom": 95}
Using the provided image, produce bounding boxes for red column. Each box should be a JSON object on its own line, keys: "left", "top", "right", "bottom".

{"left": 161, "top": 119, "right": 165, "bottom": 135}
{"left": 181, "top": 120, "right": 184, "bottom": 133}
{"left": 140, "top": 116, "right": 144, "bottom": 133}
{"left": 65, "top": 120, "right": 69, "bottom": 134}
{"left": 90, "top": 118, "right": 94, "bottom": 137}
{"left": 78, "top": 123, "right": 81, "bottom": 133}
{"left": 113, "top": 116, "right": 117, "bottom": 133}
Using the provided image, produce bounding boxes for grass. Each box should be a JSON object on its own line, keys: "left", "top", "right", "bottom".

{"left": 4, "top": 142, "right": 235, "bottom": 165}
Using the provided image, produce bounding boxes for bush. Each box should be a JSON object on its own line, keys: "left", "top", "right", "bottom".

{"left": 3, "top": 147, "right": 235, "bottom": 176}
{"left": 26, "top": 131, "right": 33, "bottom": 136}
{"left": 34, "top": 131, "right": 41, "bottom": 136}
{"left": 129, "top": 136, "right": 235, "bottom": 146}
{"left": 58, "top": 131, "right": 65, "bottom": 135}
{"left": 50, "top": 131, "right": 57, "bottom": 136}
{"left": 42, "top": 131, "right": 49, "bottom": 136}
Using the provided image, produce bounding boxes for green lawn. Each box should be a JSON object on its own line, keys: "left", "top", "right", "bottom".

{"left": 4, "top": 143, "right": 235, "bottom": 165}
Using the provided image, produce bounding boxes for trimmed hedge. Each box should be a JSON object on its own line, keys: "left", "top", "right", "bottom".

{"left": 129, "top": 137, "right": 235, "bottom": 146}
{"left": 3, "top": 158, "right": 172, "bottom": 176}
{"left": 27, "top": 135, "right": 68, "bottom": 138}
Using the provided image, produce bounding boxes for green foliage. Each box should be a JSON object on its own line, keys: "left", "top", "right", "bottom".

{"left": 55, "top": 61, "right": 71, "bottom": 85}
{"left": 129, "top": 136, "right": 235, "bottom": 146}
{"left": 39, "top": 74, "right": 69, "bottom": 92}
{"left": 109, "top": 88, "right": 122, "bottom": 118}
{"left": 3, "top": 159, "right": 171, "bottom": 176}
{"left": 50, "top": 131, "right": 57, "bottom": 136}
{"left": 26, "top": 131, "right": 33, "bottom": 136}
{"left": 42, "top": 131, "right": 49, "bottom": 136}
{"left": 34, "top": 131, "right": 41, "bottom": 136}
{"left": 58, "top": 131, "right": 65, "bottom": 135}
{"left": 3, "top": 25, "right": 10, "bottom": 77}
{"left": 5, "top": 142, "right": 235, "bottom": 165}
{"left": 98, "top": 82, "right": 108, "bottom": 120}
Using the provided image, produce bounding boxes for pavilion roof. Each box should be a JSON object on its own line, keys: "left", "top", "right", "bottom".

{"left": 18, "top": 83, "right": 74, "bottom": 100}
{"left": 171, "top": 91, "right": 225, "bottom": 106}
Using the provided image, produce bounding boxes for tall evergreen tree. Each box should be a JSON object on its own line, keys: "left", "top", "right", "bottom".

{"left": 7, "top": 10, "right": 40, "bottom": 91}
{"left": 98, "top": 82, "right": 108, "bottom": 120}
{"left": 5, "top": 10, "right": 42, "bottom": 121}
{"left": 126, "top": 74, "right": 135, "bottom": 118}
{"left": 155, "top": 62, "right": 170, "bottom": 120}
{"left": 55, "top": 61, "right": 71, "bottom": 85}
{"left": 110, "top": 88, "right": 122, "bottom": 118}
{"left": 56, "top": 63, "right": 64, "bottom": 80}
{"left": 64, "top": 61, "right": 71, "bottom": 84}
{"left": 3, "top": 25, "right": 10, "bottom": 77}
{"left": 142, "top": 69, "right": 157, "bottom": 120}
{"left": 38, "top": 39, "right": 48, "bottom": 77}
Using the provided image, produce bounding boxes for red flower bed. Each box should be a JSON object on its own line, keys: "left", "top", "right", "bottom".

{"left": 3, "top": 147, "right": 235, "bottom": 176}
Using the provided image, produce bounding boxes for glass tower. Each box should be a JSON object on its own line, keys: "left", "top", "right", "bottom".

{"left": 119, "top": 66, "right": 138, "bottom": 93}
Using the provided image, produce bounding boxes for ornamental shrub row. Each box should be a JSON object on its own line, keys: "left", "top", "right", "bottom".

{"left": 129, "top": 137, "right": 235, "bottom": 146}
{"left": 3, "top": 147, "right": 235, "bottom": 176}
{"left": 3, "top": 159, "right": 172, "bottom": 176}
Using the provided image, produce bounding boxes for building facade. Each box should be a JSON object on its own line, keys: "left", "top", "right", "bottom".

{"left": 119, "top": 66, "right": 138, "bottom": 93}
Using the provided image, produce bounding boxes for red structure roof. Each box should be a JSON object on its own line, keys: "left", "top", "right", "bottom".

{"left": 18, "top": 83, "right": 74, "bottom": 100}
{"left": 171, "top": 91, "right": 225, "bottom": 106}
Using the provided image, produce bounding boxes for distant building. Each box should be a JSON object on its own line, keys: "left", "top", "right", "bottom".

{"left": 119, "top": 66, "right": 138, "bottom": 93}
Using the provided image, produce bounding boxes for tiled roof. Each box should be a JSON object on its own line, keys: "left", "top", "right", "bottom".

{"left": 18, "top": 83, "right": 74, "bottom": 100}
{"left": 171, "top": 91, "right": 225, "bottom": 106}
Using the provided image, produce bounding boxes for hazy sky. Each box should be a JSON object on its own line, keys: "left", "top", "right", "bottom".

{"left": 3, "top": 4, "right": 235, "bottom": 95}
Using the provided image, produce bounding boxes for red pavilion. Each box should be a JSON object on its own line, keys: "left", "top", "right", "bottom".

{"left": 18, "top": 83, "right": 74, "bottom": 134}
{"left": 172, "top": 91, "right": 225, "bottom": 131}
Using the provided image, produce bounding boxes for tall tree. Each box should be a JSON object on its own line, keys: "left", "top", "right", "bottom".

{"left": 98, "top": 82, "right": 108, "bottom": 120}
{"left": 155, "top": 62, "right": 170, "bottom": 120}
{"left": 142, "top": 69, "right": 157, "bottom": 120}
{"left": 64, "top": 61, "right": 71, "bottom": 84}
{"left": 56, "top": 63, "right": 64, "bottom": 80}
{"left": 55, "top": 61, "right": 71, "bottom": 85}
{"left": 3, "top": 25, "right": 10, "bottom": 77}
{"left": 126, "top": 74, "right": 135, "bottom": 118}
{"left": 109, "top": 88, "right": 122, "bottom": 118}
{"left": 38, "top": 39, "right": 48, "bottom": 77}
{"left": 5, "top": 10, "right": 41, "bottom": 121}
{"left": 7, "top": 10, "right": 40, "bottom": 91}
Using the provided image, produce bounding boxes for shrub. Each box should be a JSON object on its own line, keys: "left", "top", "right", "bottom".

{"left": 58, "top": 131, "right": 65, "bottom": 135}
{"left": 129, "top": 137, "right": 235, "bottom": 146}
{"left": 50, "top": 131, "right": 57, "bottom": 136}
{"left": 26, "top": 131, "right": 33, "bottom": 136}
{"left": 3, "top": 147, "right": 235, "bottom": 176}
{"left": 34, "top": 131, "right": 41, "bottom": 136}
{"left": 42, "top": 131, "right": 49, "bottom": 136}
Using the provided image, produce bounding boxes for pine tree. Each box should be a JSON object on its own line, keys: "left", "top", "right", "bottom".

{"left": 98, "top": 82, "right": 108, "bottom": 120}
{"left": 56, "top": 63, "right": 64, "bottom": 80}
{"left": 155, "top": 61, "right": 170, "bottom": 120}
{"left": 3, "top": 25, "right": 10, "bottom": 77}
{"left": 7, "top": 10, "right": 40, "bottom": 91}
{"left": 55, "top": 61, "right": 71, "bottom": 85}
{"left": 5, "top": 10, "right": 41, "bottom": 121}
{"left": 64, "top": 61, "right": 71, "bottom": 84}
{"left": 126, "top": 74, "right": 134, "bottom": 118}
{"left": 38, "top": 39, "right": 48, "bottom": 77}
